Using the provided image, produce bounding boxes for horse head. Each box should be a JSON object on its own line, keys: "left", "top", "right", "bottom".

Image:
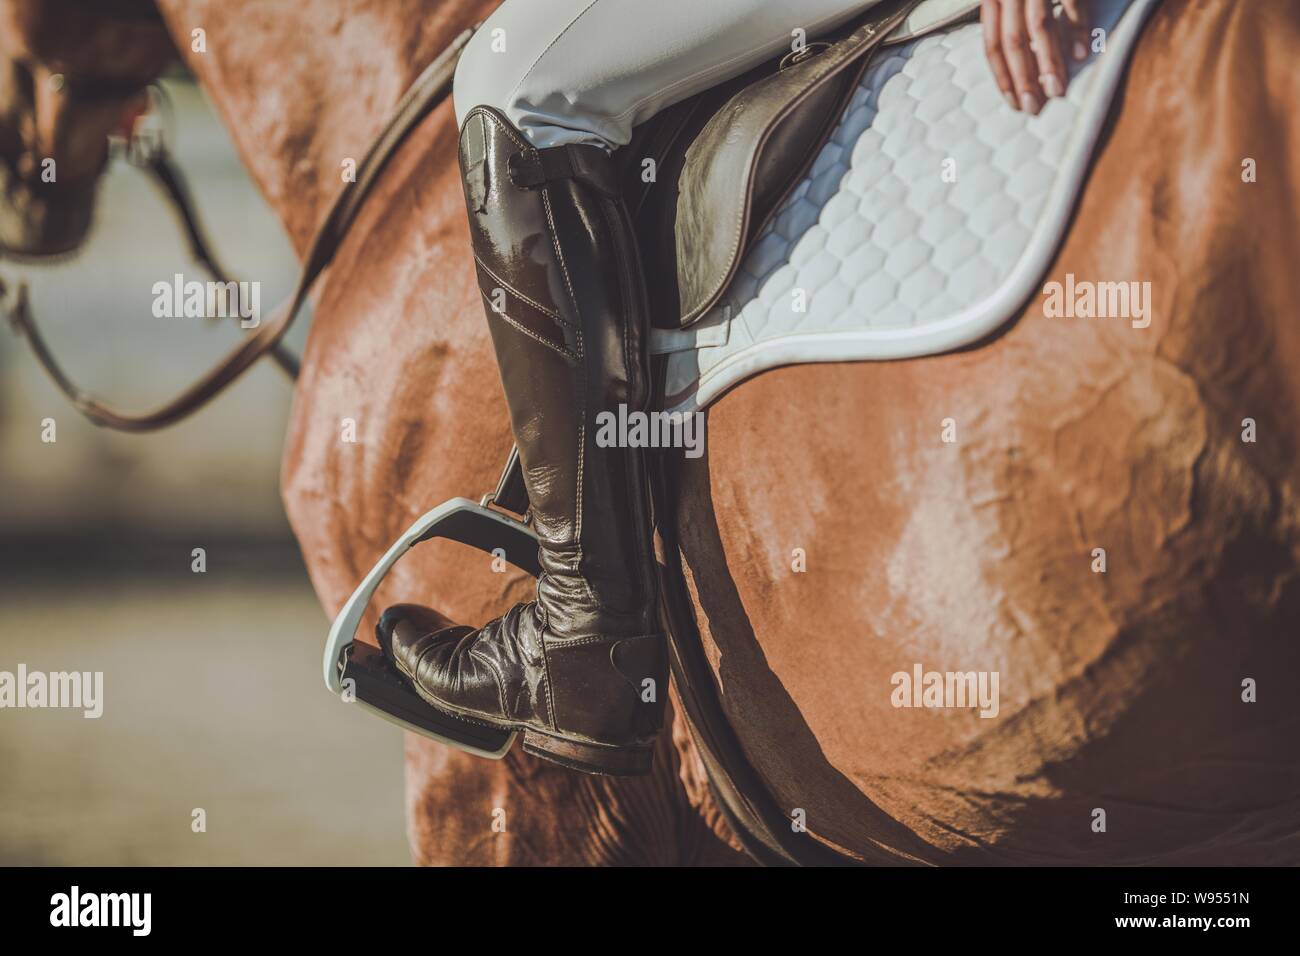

{"left": 0, "top": 0, "right": 173, "bottom": 257}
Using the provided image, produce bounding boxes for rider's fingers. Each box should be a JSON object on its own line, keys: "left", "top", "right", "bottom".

{"left": 1026, "top": 0, "right": 1066, "bottom": 99}
{"left": 999, "top": 0, "right": 1044, "bottom": 115}
{"left": 981, "top": 0, "right": 1019, "bottom": 110}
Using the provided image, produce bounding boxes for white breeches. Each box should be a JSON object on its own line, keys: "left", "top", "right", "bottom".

{"left": 453, "top": 0, "right": 887, "bottom": 149}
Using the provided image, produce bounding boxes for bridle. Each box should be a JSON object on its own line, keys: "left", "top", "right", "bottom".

{"left": 4, "top": 82, "right": 300, "bottom": 383}
{"left": 2, "top": 23, "right": 475, "bottom": 432}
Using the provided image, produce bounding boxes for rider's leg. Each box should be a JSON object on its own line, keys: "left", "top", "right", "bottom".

{"left": 453, "top": 0, "right": 889, "bottom": 150}
{"left": 380, "top": 106, "right": 662, "bottom": 775}
{"left": 381, "top": 0, "right": 886, "bottom": 775}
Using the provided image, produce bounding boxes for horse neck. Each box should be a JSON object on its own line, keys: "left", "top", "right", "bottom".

{"left": 155, "top": 0, "right": 495, "bottom": 253}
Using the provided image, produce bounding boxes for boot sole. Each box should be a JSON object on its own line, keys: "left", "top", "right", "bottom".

{"left": 522, "top": 729, "right": 655, "bottom": 776}
{"left": 394, "top": 657, "right": 656, "bottom": 776}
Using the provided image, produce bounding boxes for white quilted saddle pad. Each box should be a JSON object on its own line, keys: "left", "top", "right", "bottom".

{"left": 653, "top": 0, "right": 1161, "bottom": 414}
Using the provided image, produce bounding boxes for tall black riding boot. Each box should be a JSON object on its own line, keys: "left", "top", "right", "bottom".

{"left": 377, "top": 107, "right": 665, "bottom": 776}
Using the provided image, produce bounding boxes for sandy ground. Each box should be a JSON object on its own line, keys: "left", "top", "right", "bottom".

{"left": 0, "top": 73, "right": 418, "bottom": 865}
{"left": 0, "top": 570, "right": 411, "bottom": 865}
{"left": 0, "top": 73, "right": 422, "bottom": 866}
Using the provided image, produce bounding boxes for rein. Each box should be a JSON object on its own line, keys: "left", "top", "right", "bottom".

{"left": 5, "top": 27, "right": 475, "bottom": 432}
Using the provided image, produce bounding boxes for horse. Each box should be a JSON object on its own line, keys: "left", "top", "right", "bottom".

{"left": 4, "top": 0, "right": 1297, "bottom": 864}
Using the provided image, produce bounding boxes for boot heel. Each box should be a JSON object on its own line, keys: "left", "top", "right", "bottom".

{"left": 522, "top": 730, "right": 654, "bottom": 776}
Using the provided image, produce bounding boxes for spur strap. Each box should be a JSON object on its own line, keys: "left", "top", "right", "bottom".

{"left": 8, "top": 27, "right": 475, "bottom": 432}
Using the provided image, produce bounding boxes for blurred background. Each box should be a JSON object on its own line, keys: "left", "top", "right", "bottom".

{"left": 0, "top": 75, "right": 409, "bottom": 865}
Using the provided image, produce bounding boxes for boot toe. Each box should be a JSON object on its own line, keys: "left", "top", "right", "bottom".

{"left": 376, "top": 603, "right": 457, "bottom": 669}
{"left": 377, "top": 604, "right": 501, "bottom": 716}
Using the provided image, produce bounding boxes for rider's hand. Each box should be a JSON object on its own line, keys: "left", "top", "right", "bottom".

{"left": 982, "top": 0, "right": 1089, "bottom": 115}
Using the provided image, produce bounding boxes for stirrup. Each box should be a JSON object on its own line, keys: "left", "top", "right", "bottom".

{"left": 322, "top": 495, "right": 539, "bottom": 759}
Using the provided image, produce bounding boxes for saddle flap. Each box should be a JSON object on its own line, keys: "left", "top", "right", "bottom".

{"left": 671, "top": 0, "right": 925, "bottom": 329}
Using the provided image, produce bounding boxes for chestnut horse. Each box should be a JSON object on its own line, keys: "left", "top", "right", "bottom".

{"left": 5, "top": 0, "right": 1298, "bottom": 864}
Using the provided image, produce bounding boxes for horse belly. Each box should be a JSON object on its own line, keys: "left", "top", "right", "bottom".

{"left": 683, "top": 313, "right": 1300, "bottom": 865}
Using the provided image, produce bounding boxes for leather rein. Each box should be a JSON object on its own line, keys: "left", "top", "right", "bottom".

{"left": 5, "top": 27, "right": 474, "bottom": 432}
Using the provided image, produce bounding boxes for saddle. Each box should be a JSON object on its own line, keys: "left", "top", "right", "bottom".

{"left": 624, "top": 0, "right": 979, "bottom": 331}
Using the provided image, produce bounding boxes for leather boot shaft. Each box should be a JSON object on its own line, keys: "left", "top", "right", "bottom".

{"left": 379, "top": 108, "right": 666, "bottom": 770}
{"left": 458, "top": 106, "right": 657, "bottom": 640}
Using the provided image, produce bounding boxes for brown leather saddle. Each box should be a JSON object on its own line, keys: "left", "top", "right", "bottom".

{"left": 624, "top": 0, "right": 980, "bottom": 333}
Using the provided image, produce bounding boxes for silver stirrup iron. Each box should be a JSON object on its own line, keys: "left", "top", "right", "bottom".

{"left": 322, "top": 449, "right": 537, "bottom": 758}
